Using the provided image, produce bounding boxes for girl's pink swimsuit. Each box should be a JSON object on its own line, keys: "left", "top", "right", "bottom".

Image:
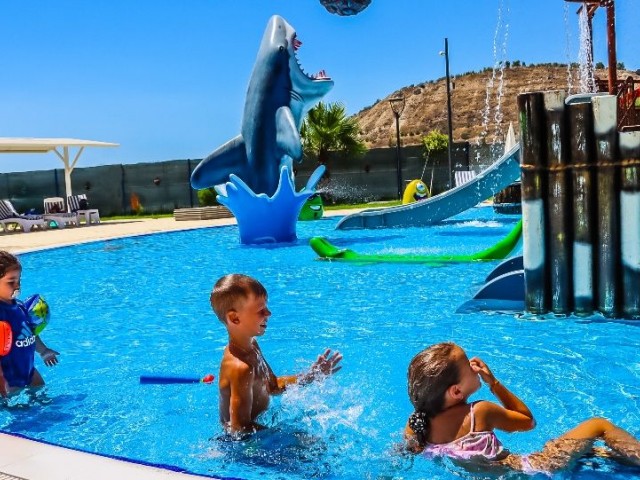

{"left": 422, "top": 402, "right": 507, "bottom": 461}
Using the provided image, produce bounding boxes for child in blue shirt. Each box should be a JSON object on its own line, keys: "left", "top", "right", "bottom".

{"left": 0, "top": 251, "right": 59, "bottom": 397}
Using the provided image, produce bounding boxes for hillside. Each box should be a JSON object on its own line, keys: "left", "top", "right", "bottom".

{"left": 354, "top": 65, "right": 640, "bottom": 149}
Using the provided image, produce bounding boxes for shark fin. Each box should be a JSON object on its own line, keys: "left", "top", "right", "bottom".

{"left": 275, "top": 106, "right": 302, "bottom": 161}
{"left": 190, "top": 135, "right": 250, "bottom": 189}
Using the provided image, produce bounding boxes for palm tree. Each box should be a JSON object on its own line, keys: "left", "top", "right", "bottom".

{"left": 300, "top": 101, "right": 367, "bottom": 170}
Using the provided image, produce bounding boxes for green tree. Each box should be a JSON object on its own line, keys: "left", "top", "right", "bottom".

{"left": 422, "top": 130, "right": 448, "bottom": 159}
{"left": 300, "top": 101, "right": 367, "bottom": 168}
{"left": 197, "top": 188, "right": 218, "bottom": 206}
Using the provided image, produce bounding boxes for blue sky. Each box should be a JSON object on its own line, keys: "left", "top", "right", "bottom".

{"left": 0, "top": 0, "right": 638, "bottom": 173}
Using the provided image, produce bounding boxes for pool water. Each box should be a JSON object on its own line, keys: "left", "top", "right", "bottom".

{"left": 2, "top": 207, "right": 639, "bottom": 480}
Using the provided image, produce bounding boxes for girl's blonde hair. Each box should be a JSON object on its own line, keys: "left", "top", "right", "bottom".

{"left": 407, "top": 342, "right": 460, "bottom": 445}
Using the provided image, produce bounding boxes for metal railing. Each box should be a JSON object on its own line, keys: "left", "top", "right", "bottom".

{"left": 596, "top": 76, "right": 640, "bottom": 131}
{"left": 616, "top": 76, "right": 640, "bottom": 131}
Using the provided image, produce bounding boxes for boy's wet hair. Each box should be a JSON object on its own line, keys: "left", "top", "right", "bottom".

{"left": 210, "top": 274, "right": 267, "bottom": 323}
{"left": 0, "top": 251, "right": 21, "bottom": 279}
{"left": 407, "top": 342, "right": 461, "bottom": 445}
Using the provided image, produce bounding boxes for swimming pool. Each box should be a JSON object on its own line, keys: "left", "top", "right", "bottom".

{"left": 2, "top": 207, "right": 639, "bottom": 479}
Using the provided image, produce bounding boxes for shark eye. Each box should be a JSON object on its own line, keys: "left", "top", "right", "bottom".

{"left": 279, "top": 46, "right": 285, "bottom": 52}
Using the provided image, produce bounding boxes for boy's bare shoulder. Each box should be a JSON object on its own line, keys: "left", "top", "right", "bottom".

{"left": 220, "top": 347, "right": 254, "bottom": 377}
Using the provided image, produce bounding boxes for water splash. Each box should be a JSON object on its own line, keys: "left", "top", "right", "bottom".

{"left": 215, "top": 164, "right": 325, "bottom": 244}
{"left": 317, "top": 179, "right": 376, "bottom": 204}
{"left": 578, "top": 6, "right": 596, "bottom": 93}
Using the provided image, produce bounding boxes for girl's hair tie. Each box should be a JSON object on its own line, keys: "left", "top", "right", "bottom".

{"left": 408, "top": 410, "right": 428, "bottom": 434}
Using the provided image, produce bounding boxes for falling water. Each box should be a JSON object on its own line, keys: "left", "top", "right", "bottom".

{"left": 491, "top": 0, "right": 510, "bottom": 152}
{"left": 577, "top": 6, "right": 596, "bottom": 93}
{"left": 477, "top": 0, "right": 510, "bottom": 163}
{"left": 564, "top": 2, "right": 575, "bottom": 94}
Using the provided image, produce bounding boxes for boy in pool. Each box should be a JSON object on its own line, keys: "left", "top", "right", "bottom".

{"left": 211, "top": 273, "right": 342, "bottom": 435}
{"left": 404, "top": 342, "right": 640, "bottom": 474}
{"left": 0, "top": 251, "right": 59, "bottom": 397}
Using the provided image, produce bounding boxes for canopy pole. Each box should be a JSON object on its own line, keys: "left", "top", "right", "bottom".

{"left": 54, "top": 146, "right": 74, "bottom": 206}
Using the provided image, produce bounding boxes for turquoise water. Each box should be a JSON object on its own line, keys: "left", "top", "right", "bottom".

{"left": 2, "top": 207, "right": 639, "bottom": 479}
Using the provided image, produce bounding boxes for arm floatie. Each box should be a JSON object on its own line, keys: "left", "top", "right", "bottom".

{"left": 0, "top": 321, "right": 12, "bottom": 356}
{"left": 23, "top": 294, "right": 50, "bottom": 335}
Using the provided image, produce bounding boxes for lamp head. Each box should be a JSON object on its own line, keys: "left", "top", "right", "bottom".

{"left": 388, "top": 95, "right": 405, "bottom": 116}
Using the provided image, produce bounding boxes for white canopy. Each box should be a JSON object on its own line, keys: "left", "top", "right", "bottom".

{"left": 0, "top": 137, "right": 119, "bottom": 200}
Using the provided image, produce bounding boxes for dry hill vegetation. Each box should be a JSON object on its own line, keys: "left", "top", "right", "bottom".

{"left": 355, "top": 64, "right": 640, "bottom": 149}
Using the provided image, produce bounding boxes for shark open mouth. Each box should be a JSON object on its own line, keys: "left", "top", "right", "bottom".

{"left": 292, "top": 34, "right": 331, "bottom": 81}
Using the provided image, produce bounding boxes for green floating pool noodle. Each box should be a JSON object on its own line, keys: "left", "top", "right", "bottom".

{"left": 310, "top": 220, "right": 522, "bottom": 264}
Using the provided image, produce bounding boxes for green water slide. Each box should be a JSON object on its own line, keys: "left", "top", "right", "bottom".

{"left": 310, "top": 220, "right": 522, "bottom": 264}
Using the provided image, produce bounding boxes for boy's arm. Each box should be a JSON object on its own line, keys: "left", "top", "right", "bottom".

{"left": 227, "top": 362, "right": 259, "bottom": 434}
{"left": 274, "top": 349, "right": 343, "bottom": 391}
{"left": 34, "top": 336, "right": 59, "bottom": 367}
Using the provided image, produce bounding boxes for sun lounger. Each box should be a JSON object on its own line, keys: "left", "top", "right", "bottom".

{"left": 43, "top": 197, "right": 79, "bottom": 229}
{"left": 0, "top": 200, "right": 47, "bottom": 233}
{"left": 67, "top": 194, "right": 100, "bottom": 226}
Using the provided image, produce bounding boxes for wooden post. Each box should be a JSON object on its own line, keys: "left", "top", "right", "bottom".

{"left": 544, "top": 91, "right": 572, "bottom": 314}
{"left": 592, "top": 95, "right": 620, "bottom": 316}
{"left": 619, "top": 131, "right": 640, "bottom": 317}
{"left": 518, "top": 92, "right": 549, "bottom": 314}
{"left": 567, "top": 99, "right": 596, "bottom": 316}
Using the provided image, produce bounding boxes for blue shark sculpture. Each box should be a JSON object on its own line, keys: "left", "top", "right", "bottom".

{"left": 190, "top": 15, "right": 333, "bottom": 244}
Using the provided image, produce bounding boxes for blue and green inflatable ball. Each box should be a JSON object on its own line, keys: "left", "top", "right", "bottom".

{"left": 24, "top": 294, "right": 50, "bottom": 335}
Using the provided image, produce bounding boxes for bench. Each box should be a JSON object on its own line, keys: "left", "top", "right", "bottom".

{"left": 173, "top": 206, "right": 234, "bottom": 221}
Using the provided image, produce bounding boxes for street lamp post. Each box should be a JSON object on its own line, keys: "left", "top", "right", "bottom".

{"left": 388, "top": 95, "right": 405, "bottom": 199}
{"left": 440, "top": 38, "right": 454, "bottom": 190}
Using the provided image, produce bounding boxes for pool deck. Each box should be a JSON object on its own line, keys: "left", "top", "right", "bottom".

{"left": 0, "top": 210, "right": 358, "bottom": 479}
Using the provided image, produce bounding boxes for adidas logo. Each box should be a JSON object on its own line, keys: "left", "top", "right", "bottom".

{"left": 15, "top": 324, "right": 35, "bottom": 348}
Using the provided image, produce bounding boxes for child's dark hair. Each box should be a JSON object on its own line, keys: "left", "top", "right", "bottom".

{"left": 0, "top": 251, "right": 21, "bottom": 279}
{"left": 210, "top": 274, "right": 267, "bottom": 323}
{"left": 407, "top": 342, "right": 460, "bottom": 446}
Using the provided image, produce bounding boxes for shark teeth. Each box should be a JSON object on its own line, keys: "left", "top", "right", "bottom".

{"left": 292, "top": 34, "right": 331, "bottom": 81}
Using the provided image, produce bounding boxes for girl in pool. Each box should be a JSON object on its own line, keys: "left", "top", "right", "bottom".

{"left": 404, "top": 342, "right": 640, "bottom": 474}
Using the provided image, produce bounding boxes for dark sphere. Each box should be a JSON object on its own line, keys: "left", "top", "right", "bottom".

{"left": 320, "top": 0, "right": 371, "bottom": 16}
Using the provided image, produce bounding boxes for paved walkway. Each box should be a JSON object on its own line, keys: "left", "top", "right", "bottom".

{"left": 0, "top": 209, "right": 359, "bottom": 254}
{"left": 0, "top": 217, "right": 232, "bottom": 254}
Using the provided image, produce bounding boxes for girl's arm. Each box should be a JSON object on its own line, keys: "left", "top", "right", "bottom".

{"left": 470, "top": 357, "right": 535, "bottom": 432}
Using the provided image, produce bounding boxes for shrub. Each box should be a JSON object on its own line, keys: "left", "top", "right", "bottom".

{"left": 197, "top": 188, "right": 219, "bottom": 206}
{"left": 422, "top": 130, "right": 448, "bottom": 158}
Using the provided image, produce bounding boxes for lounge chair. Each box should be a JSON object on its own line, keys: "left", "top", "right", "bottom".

{"left": 67, "top": 194, "right": 100, "bottom": 225}
{"left": 0, "top": 200, "right": 47, "bottom": 233}
{"left": 454, "top": 170, "right": 477, "bottom": 188}
{"left": 43, "top": 197, "right": 79, "bottom": 229}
